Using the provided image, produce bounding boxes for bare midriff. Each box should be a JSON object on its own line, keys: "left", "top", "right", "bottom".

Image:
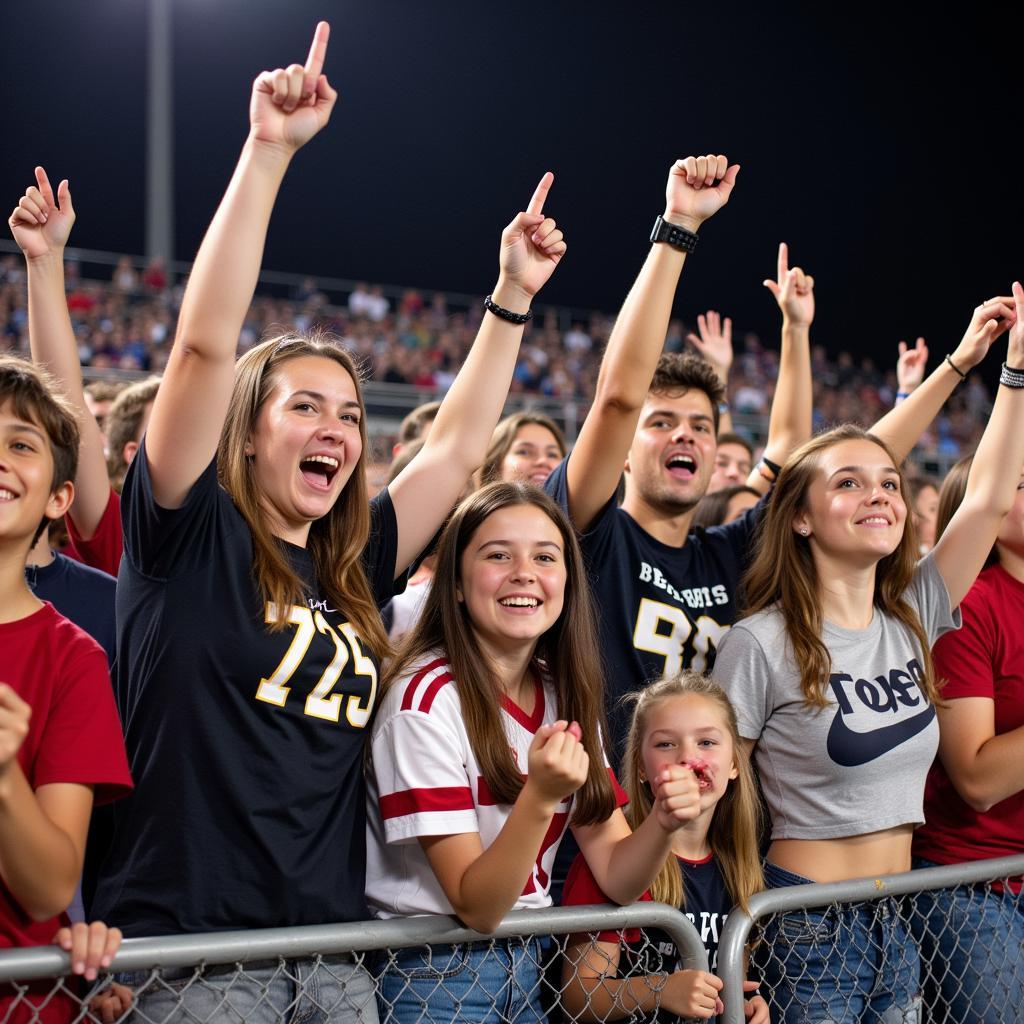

{"left": 767, "top": 824, "right": 914, "bottom": 883}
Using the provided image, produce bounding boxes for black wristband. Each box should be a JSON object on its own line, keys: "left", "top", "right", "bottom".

{"left": 761, "top": 456, "right": 782, "bottom": 478}
{"left": 484, "top": 294, "right": 532, "bottom": 325}
{"left": 1000, "top": 362, "right": 1024, "bottom": 389}
{"left": 944, "top": 353, "right": 968, "bottom": 380}
{"left": 650, "top": 215, "right": 699, "bottom": 254}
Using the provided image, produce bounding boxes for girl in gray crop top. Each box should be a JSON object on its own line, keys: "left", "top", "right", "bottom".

{"left": 715, "top": 307, "right": 1024, "bottom": 1021}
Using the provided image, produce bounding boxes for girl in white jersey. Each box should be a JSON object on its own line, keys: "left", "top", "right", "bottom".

{"left": 366, "top": 483, "right": 703, "bottom": 1023}
{"left": 714, "top": 290, "right": 1024, "bottom": 1022}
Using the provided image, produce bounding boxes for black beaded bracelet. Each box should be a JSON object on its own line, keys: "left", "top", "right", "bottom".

{"left": 1000, "top": 362, "right": 1024, "bottom": 389}
{"left": 484, "top": 294, "right": 533, "bottom": 325}
{"left": 944, "top": 353, "right": 968, "bottom": 380}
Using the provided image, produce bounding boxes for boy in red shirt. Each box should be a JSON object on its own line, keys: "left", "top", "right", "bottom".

{"left": 0, "top": 354, "right": 132, "bottom": 1022}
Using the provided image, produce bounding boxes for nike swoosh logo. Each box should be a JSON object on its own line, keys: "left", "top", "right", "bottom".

{"left": 826, "top": 704, "right": 936, "bottom": 767}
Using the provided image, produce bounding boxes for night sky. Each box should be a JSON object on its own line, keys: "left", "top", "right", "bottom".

{"left": 2, "top": 0, "right": 1022, "bottom": 377}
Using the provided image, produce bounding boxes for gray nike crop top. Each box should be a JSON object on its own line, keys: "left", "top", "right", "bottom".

{"left": 713, "top": 554, "right": 960, "bottom": 840}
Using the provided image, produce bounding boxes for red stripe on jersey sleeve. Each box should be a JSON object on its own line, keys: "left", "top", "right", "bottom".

{"left": 608, "top": 766, "right": 629, "bottom": 807}
{"left": 418, "top": 672, "right": 455, "bottom": 714}
{"left": 401, "top": 657, "right": 450, "bottom": 711}
{"left": 379, "top": 786, "right": 474, "bottom": 819}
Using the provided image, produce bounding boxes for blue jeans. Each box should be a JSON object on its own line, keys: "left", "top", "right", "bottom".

{"left": 375, "top": 939, "right": 546, "bottom": 1023}
{"left": 909, "top": 857, "right": 1024, "bottom": 1024}
{"left": 755, "top": 862, "right": 922, "bottom": 1024}
{"left": 116, "top": 956, "right": 378, "bottom": 1023}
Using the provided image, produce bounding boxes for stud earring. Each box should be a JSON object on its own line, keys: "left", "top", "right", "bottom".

{"left": 800, "top": 527, "right": 809, "bottom": 536}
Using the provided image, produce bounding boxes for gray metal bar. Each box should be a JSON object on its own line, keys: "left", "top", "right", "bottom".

{"left": 0, "top": 903, "right": 706, "bottom": 982}
{"left": 145, "top": 0, "right": 174, "bottom": 262}
{"left": 718, "top": 855, "right": 1024, "bottom": 1024}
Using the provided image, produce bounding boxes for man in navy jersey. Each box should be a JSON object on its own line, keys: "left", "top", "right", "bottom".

{"left": 548, "top": 155, "right": 1001, "bottom": 775}
{"left": 546, "top": 155, "right": 815, "bottom": 762}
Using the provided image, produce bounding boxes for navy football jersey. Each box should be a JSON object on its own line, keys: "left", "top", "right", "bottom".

{"left": 546, "top": 459, "right": 764, "bottom": 761}
{"left": 93, "top": 441, "right": 398, "bottom": 937}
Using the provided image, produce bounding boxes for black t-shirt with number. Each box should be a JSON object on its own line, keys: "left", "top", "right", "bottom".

{"left": 546, "top": 460, "right": 763, "bottom": 763}
{"left": 562, "top": 851, "right": 732, "bottom": 1023}
{"left": 92, "top": 441, "right": 398, "bottom": 937}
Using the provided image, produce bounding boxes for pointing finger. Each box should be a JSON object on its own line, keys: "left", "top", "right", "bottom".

{"left": 304, "top": 21, "right": 330, "bottom": 97}
{"left": 777, "top": 242, "right": 789, "bottom": 286}
{"left": 527, "top": 171, "right": 554, "bottom": 216}
{"left": 35, "top": 167, "right": 55, "bottom": 209}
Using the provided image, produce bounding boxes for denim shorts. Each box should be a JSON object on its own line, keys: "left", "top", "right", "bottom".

{"left": 755, "top": 861, "right": 922, "bottom": 1024}
{"left": 908, "top": 857, "right": 1024, "bottom": 1024}
{"left": 375, "top": 938, "right": 546, "bottom": 1023}
{"left": 116, "top": 955, "right": 378, "bottom": 1024}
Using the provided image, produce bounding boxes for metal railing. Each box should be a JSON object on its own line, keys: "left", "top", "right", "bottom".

{"left": 0, "top": 903, "right": 707, "bottom": 1023}
{"left": 718, "top": 854, "right": 1024, "bottom": 1024}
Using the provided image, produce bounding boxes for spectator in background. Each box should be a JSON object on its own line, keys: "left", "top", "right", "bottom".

{"left": 908, "top": 474, "right": 940, "bottom": 554}
{"left": 140, "top": 256, "right": 167, "bottom": 294}
{"left": 112, "top": 257, "right": 138, "bottom": 296}
{"left": 707, "top": 432, "right": 754, "bottom": 494}
{"left": 691, "top": 484, "right": 761, "bottom": 531}
{"left": 82, "top": 380, "right": 126, "bottom": 452}
{"left": 479, "top": 411, "right": 567, "bottom": 488}
{"left": 105, "top": 377, "right": 160, "bottom": 491}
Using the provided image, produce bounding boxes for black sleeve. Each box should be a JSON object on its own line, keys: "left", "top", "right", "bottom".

{"left": 701, "top": 489, "right": 770, "bottom": 563}
{"left": 120, "top": 437, "right": 226, "bottom": 580}
{"left": 544, "top": 458, "right": 621, "bottom": 563}
{"left": 366, "top": 488, "right": 402, "bottom": 606}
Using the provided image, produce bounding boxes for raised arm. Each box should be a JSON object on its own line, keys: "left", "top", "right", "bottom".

{"left": 746, "top": 242, "right": 814, "bottom": 494}
{"left": 145, "top": 22, "right": 336, "bottom": 508}
{"left": 565, "top": 156, "right": 740, "bottom": 532}
{"left": 388, "top": 173, "right": 565, "bottom": 574}
{"left": 931, "top": 284, "right": 1024, "bottom": 609}
{"left": 687, "top": 310, "right": 734, "bottom": 434}
{"left": 9, "top": 169, "right": 110, "bottom": 537}
{"left": 871, "top": 296, "right": 1013, "bottom": 462}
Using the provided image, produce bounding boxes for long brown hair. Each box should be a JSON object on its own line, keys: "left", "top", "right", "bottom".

{"left": 385, "top": 482, "right": 616, "bottom": 825}
{"left": 216, "top": 331, "right": 388, "bottom": 654}
{"left": 742, "top": 425, "right": 940, "bottom": 707}
{"left": 621, "top": 673, "right": 763, "bottom": 911}
{"left": 935, "top": 453, "right": 999, "bottom": 570}
{"left": 478, "top": 412, "right": 567, "bottom": 486}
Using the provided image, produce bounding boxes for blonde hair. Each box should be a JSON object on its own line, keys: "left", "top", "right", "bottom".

{"left": 216, "top": 330, "right": 388, "bottom": 654}
{"left": 742, "top": 424, "right": 939, "bottom": 707}
{"left": 621, "top": 672, "right": 763, "bottom": 911}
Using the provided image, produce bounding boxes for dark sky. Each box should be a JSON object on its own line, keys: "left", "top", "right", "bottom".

{"left": 2, "top": 0, "right": 1022, "bottom": 372}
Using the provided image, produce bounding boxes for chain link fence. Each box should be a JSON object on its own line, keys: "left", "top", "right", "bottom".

{"left": 0, "top": 903, "right": 708, "bottom": 1024}
{"left": 718, "top": 853, "right": 1024, "bottom": 1024}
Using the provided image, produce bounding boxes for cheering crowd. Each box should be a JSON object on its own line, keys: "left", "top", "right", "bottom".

{"left": 2, "top": 20, "right": 1023, "bottom": 1024}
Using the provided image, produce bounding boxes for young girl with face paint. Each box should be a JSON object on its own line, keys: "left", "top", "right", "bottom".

{"left": 366, "top": 484, "right": 703, "bottom": 1023}
{"left": 561, "top": 673, "right": 768, "bottom": 1023}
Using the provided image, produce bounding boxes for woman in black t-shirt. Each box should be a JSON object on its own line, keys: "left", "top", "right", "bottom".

{"left": 93, "top": 21, "right": 570, "bottom": 1022}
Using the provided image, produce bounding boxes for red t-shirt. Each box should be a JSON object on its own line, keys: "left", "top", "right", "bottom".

{"left": 915, "top": 565, "right": 1024, "bottom": 882}
{"left": 0, "top": 603, "right": 132, "bottom": 1024}
{"left": 65, "top": 489, "right": 123, "bottom": 578}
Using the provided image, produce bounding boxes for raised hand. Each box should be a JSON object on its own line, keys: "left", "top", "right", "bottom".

{"left": 54, "top": 921, "right": 122, "bottom": 983}
{"left": 896, "top": 337, "right": 929, "bottom": 393}
{"left": 524, "top": 719, "right": 588, "bottom": 811}
{"left": 664, "top": 155, "right": 740, "bottom": 233}
{"left": 662, "top": 968, "right": 725, "bottom": 1020}
{"left": 686, "top": 310, "right": 733, "bottom": 382}
{"left": 249, "top": 21, "right": 338, "bottom": 152}
{"left": 1008, "top": 282, "right": 1024, "bottom": 368}
{"left": 8, "top": 167, "right": 75, "bottom": 260}
{"left": 0, "top": 684, "right": 30, "bottom": 776}
{"left": 950, "top": 295, "right": 1016, "bottom": 372}
{"left": 650, "top": 764, "right": 701, "bottom": 832}
{"left": 497, "top": 172, "right": 566, "bottom": 302}
{"left": 763, "top": 242, "right": 814, "bottom": 326}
